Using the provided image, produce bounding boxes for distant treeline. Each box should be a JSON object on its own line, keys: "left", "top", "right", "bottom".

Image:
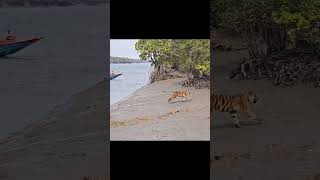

{"left": 0, "top": 0, "right": 108, "bottom": 7}
{"left": 110, "top": 56, "right": 143, "bottom": 64}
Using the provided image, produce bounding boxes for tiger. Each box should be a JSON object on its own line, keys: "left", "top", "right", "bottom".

{"left": 211, "top": 91, "right": 259, "bottom": 128}
{"left": 168, "top": 90, "right": 192, "bottom": 103}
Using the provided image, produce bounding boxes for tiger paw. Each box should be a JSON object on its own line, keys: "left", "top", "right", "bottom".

{"left": 253, "top": 118, "right": 264, "bottom": 123}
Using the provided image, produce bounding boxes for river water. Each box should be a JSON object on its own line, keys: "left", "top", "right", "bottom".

{"left": 110, "top": 63, "right": 151, "bottom": 105}
{"left": 0, "top": 5, "right": 108, "bottom": 137}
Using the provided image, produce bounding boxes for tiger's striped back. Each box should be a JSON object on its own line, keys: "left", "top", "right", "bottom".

{"left": 211, "top": 93, "right": 251, "bottom": 113}
{"left": 168, "top": 90, "right": 192, "bottom": 103}
{"left": 210, "top": 91, "right": 259, "bottom": 128}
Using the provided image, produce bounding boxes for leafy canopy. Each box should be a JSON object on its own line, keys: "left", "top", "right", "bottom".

{"left": 135, "top": 39, "right": 210, "bottom": 76}
{"left": 213, "top": 0, "right": 320, "bottom": 42}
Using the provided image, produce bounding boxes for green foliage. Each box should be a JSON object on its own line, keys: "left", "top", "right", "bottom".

{"left": 135, "top": 40, "right": 173, "bottom": 68}
{"left": 195, "top": 62, "right": 210, "bottom": 77}
{"left": 272, "top": 0, "right": 320, "bottom": 27}
{"left": 213, "top": 0, "right": 320, "bottom": 46}
{"left": 214, "top": 0, "right": 320, "bottom": 27}
{"left": 135, "top": 39, "right": 210, "bottom": 77}
{"left": 272, "top": 0, "right": 320, "bottom": 43}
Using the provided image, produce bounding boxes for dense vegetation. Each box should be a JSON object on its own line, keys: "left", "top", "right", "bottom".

{"left": 0, "top": 0, "right": 107, "bottom": 7}
{"left": 212, "top": 0, "right": 320, "bottom": 58}
{"left": 110, "top": 56, "right": 142, "bottom": 64}
{"left": 212, "top": 0, "right": 320, "bottom": 87}
{"left": 135, "top": 39, "right": 210, "bottom": 83}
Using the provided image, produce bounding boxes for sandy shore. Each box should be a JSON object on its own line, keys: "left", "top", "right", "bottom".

{"left": 211, "top": 29, "right": 320, "bottom": 180}
{"left": 110, "top": 78, "right": 210, "bottom": 141}
{"left": 0, "top": 81, "right": 109, "bottom": 180}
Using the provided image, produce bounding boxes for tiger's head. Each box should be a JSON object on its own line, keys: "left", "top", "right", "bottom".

{"left": 246, "top": 91, "right": 259, "bottom": 104}
{"left": 186, "top": 90, "right": 191, "bottom": 97}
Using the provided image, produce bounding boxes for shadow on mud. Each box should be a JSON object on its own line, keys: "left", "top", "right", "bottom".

{"left": 212, "top": 119, "right": 264, "bottom": 129}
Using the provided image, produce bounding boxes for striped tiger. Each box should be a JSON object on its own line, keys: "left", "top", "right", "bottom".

{"left": 168, "top": 90, "right": 192, "bottom": 103}
{"left": 210, "top": 91, "right": 259, "bottom": 128}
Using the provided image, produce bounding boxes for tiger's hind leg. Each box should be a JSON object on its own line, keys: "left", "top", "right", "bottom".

{"left": 230, "top": 110, "right": 240, "bottom": 128}
{"left": 168, "top": 94, "right": 177, "bottom": 103}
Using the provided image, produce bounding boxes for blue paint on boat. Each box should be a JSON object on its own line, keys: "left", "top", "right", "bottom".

{"left": 0, "top": 38, "right": 42, "bottom": 57}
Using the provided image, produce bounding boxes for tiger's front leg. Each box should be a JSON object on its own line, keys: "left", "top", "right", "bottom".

{"left": 246, "top": 108, "right": 257, "bottom": 120}
{"left": 230, "top": 110, "right": 240, "bottom": 128}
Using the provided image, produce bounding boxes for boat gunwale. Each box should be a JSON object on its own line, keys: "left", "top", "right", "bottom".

{"left": 0, "top": 38, "right": 42, "bottom": 46}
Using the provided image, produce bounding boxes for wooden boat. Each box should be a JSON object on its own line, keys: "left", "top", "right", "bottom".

{"left": 0, "top": 37, "right": 43, "bottom": 57}
{"left": 110, "top": 73, "right": 122, "bottom": 80}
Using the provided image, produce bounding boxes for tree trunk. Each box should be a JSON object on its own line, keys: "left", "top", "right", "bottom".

{"left": 241, "top": 20, "right": 287, "bottom": 59}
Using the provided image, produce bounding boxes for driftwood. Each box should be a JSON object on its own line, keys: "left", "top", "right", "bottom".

{"left": 230, "top": 49, "right": 320, "bottom": 87}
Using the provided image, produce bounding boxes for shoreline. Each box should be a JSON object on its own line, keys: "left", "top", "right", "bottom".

{"left": 110, "top": 56, "right": 144, "bottom": 64}
{"left": 110, "top": 62, "right": 151, "bottom": 105}
{"left": 0, "top": 80, "right": 109, "bottom": 180}
{"left": 111, "top": 83, "right": 148, "bottom": 106}
{"left": 110, "top": 78, "right": 210, "bottom": 141}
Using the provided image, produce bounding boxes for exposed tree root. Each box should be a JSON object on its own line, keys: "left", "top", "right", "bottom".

{"left": 230, "top": 49, "right": 320, "bottom": 87}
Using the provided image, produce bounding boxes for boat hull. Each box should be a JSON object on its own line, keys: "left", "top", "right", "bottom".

{"left": 110, "top": 73, "right": 122, "bottom": 80}
{"left": 0, "top": 38, "right": 42, "bottom": 57}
